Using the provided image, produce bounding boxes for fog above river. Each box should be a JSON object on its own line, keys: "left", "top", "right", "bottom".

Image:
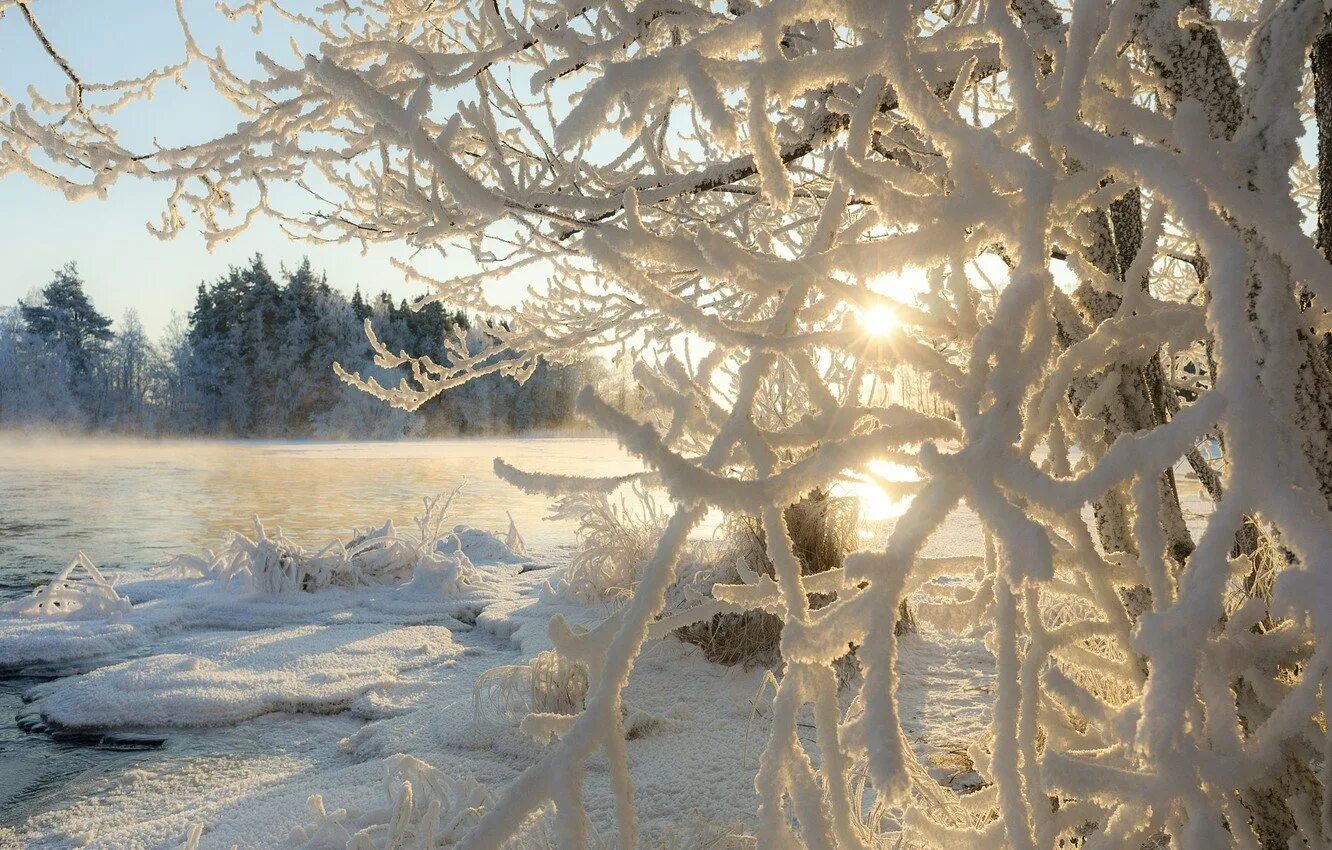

{"left": 0, "top": 435, "right": 641, "bottom": 595}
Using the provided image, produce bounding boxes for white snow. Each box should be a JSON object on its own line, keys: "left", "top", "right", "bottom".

{"left": 36, "top": 624, "right": 464, "bottom": 730}
{"left": 0, "top": 510, "right": 998, "bottom": 850}
{"left": 0, "top": 572, "right": 505, "bottom": 674}
{"left": 441, "top": 525, "right": 532, "bottom": 566}
{"left": 9, "top": 0, "right": 1328, "bottom": 837}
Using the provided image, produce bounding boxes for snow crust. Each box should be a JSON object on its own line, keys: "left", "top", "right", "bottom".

{"left": 0, "top": 511, "right": 996, "bottom": 850}
{"left": 37, "top": 624, "right": 463, "bottom": 730}
{"left": 0, "top": 512, "right": 530, "bottom": 673}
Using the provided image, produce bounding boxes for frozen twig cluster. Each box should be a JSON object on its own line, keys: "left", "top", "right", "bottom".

{"left": 474, "top": 649, "right": 590, "bottom": 731}
{"left": 162, "top": 494, "right": 479, "bottom": 595}
{"left": 294, "top": 755, "right": 497, "bottom": 849}
{"left": 0, "top": 552, "right": 130, "bottom": 620}
{"left": 6, "top": 0, "right": 1332, "bottom": 846}
{"left": 545, "top": 486, "right": 669, "bottom": 603}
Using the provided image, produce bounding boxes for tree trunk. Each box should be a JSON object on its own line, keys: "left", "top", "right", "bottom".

{"left": 1008, "top": 0, "right": 1198, "bottom": 578}
{"left": 1131, "top": 1, "right": 1332, "bottom": 843}
{"left": 1316, "top": 16, "right": 1332, "bottom": 267}
{"left": 1312, "top": 13, "right": 1332, "bottom": 374}
{"left": 1073, "top": 189, "right": 1195, "bottom": 570}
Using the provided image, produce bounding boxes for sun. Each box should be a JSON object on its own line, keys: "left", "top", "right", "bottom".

{"left": 858, "top": 305, "right": 899, "bottom": 337}
{"left": 838, "top": 459, "right": 919, "bottom": 524}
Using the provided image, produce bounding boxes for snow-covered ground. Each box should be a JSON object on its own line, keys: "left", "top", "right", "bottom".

{"left": 0, "top": 500, "right": 1011, "bottom": 849}
{"left": 0, "top": 437, "right": 1219, "bottom": 849}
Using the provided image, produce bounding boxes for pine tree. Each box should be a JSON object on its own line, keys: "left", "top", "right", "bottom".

{"left": 184, "top": 269, "right": 247, "bottom": 434}
{"left": 350, "top": 287, "right": 371, "bottom": 322}
{"left": 20, "top": 263, "right": 112, "bottom": 390}
{"left": 237, "top": 255, "right": 283, "bottom": 435}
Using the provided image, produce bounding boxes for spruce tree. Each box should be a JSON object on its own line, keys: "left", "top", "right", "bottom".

{"left": 238, "top": 255, "right": 283, "bottom": 434}
{"left": 20, "top": 262, "right": 112, "bottom": 384}
{"left": 350, "top": 287, "right": 371, "bottom": 322}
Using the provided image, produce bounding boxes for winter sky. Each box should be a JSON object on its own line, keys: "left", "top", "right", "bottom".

{"left": 0, "top": 1, "right": 476, "bottom": 335}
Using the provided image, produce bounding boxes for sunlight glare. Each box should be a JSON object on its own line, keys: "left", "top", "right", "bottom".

{"left": 859, "top": 266, "right": 929, "bottom": 337}
{"left": 839, "top": 459, "right": 919, "bottom": 523}
{"left": 858, "top": 305, "right": 899, "bottom": 337}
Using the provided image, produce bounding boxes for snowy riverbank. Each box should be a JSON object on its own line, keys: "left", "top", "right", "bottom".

{"left": 0, "top": 502, "right": 996, "bottom": 849}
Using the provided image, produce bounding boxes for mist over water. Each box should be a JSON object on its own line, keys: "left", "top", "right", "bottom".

{"left": 0, "top": 434, "right": 641, "bottom": 598}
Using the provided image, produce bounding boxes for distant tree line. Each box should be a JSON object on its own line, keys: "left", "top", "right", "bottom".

{"left": 0, "top": 257, "right": 631, "bottom": 438}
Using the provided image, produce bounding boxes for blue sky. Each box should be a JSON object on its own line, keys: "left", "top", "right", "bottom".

{"left": 0, "top": 1, "right": 435, "bottom": 334}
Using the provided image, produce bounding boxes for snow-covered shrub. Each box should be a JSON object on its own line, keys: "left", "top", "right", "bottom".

{"left": 231, "top": 517, "right": 329, "bottom": 594}
{"left": 473, "top": 650, "right": 588, "bottom": 731}
{"left": 764, "top": 491, "right": 860, "bottom": 582}
{"left": 156, "top": 548, "right": 245, "bottom": 587}
{"left": 528, "top": 650, "right": 589, "bottom": 717}
{"left": 158, "top": 524, "right": 329, "bottom": 593}
{"left": 0, "top": 553, "right": 130, "bottom": 621}
{"left": 472, "top": 664, "right": 536, "bottom": 729}
{"left": 669, "top": 553, "right": 785, "bottom": 669}
{"left": 348, "top": 519, "right": 432, "bottom": 586}
{"left": 162, "top": 496, "right": 478, "bottom": 596}
{"left": 545, "top": 486, "right": 668, "bottom": 603}
{"left": 672, "top": 607, "right": 784, "bottom": 670}
{"left": 673, "top": 492, "right": 862, "bottom": 667}
{"left": 346, "top": 495, "right": 480, "bottom": 591}
{"left": 293, "top": 755, "right": 495, "bottom": 849}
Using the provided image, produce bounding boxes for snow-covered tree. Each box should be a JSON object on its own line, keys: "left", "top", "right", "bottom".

{"left": 4, "top": 0, "right": 1332, "bottom": 846}
{"left": 101, "top": 310, "right": 158, "bottom": 430}
{"left": 19, "top": 263, "right": 112, "bottom": 402}
{"left": 0, "top": 305, "right": 82, "bottom": 427}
